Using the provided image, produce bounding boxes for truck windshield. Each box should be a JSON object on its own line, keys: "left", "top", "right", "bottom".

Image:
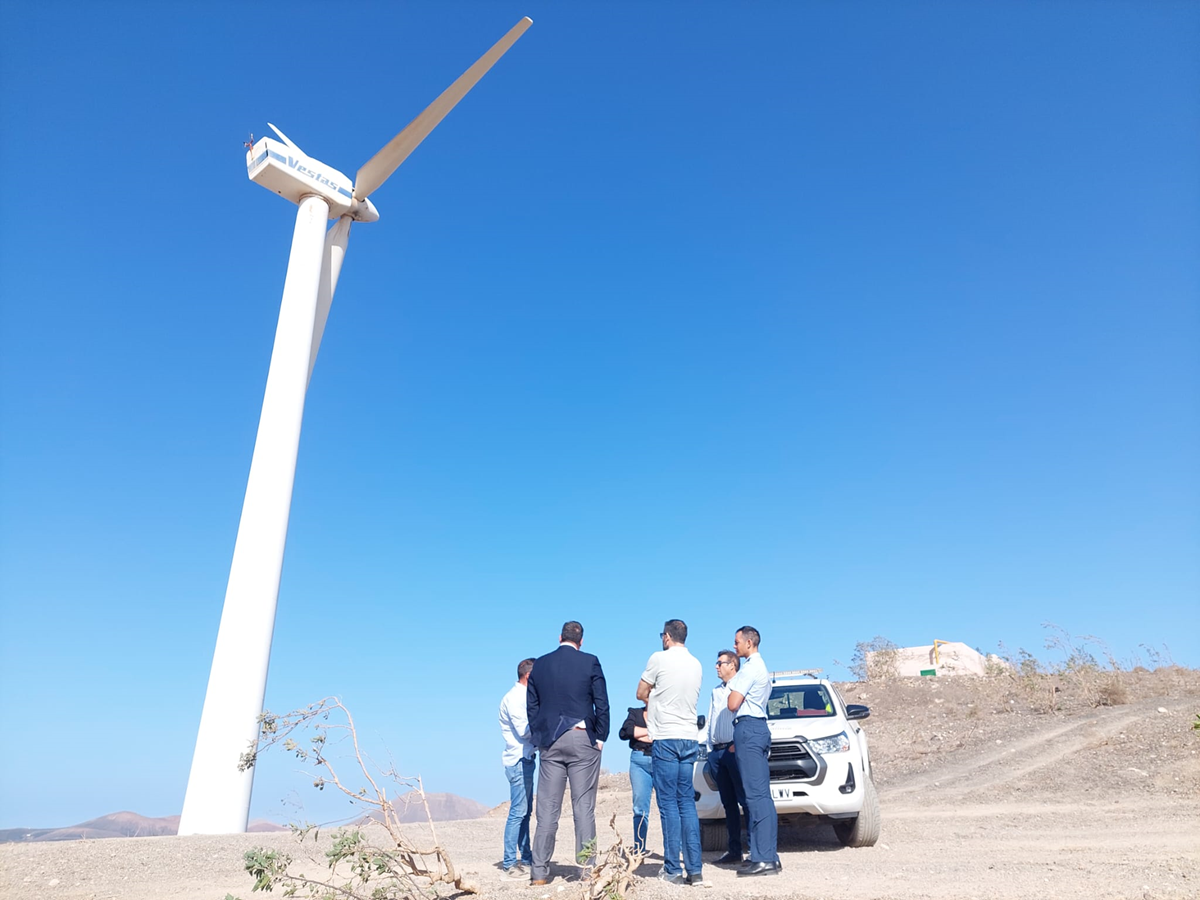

{"left": 767, "top": 684, "right": 835, "bottom": 719}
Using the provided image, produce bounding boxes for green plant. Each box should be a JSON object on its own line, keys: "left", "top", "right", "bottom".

{"left": 577, "top": 837, "right": 598, "bottom": 866}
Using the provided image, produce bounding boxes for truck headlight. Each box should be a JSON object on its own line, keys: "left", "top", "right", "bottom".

{"left": 808, "top": 731, "right": 850, "bottom": 754}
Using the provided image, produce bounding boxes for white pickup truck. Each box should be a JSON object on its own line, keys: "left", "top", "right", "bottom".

{"left": 694, "top": 670, "right": 880, "bottom": 849}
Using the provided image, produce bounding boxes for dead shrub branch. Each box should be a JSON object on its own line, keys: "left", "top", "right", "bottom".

{"left": 229, "top": 697, "right": 476, "bottom": 899}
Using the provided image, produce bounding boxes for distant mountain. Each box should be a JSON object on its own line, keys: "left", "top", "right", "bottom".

{"left": 0, "top": 793, "right": 488, "bottom": 844}
{"left": 0, "top": 812, "right": 287, "bottom": 843}
{"left": 366, "top": 791, "right": 490, "bottom": 825}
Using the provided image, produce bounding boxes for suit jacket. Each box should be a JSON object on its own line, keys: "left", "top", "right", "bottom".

{"left": 526, "top": 644, "right": 610, "bottom": 750}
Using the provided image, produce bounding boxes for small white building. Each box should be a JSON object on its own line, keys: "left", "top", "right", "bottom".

{"left": 868, "top": 641, "right": 1000, "bottom": 677}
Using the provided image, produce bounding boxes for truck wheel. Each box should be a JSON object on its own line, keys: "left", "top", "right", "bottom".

{"left": 833, "top": 777, "right": 880, "bottom": 847}
{"left": 700, "top": 819, "right": 727, "bottom": 852}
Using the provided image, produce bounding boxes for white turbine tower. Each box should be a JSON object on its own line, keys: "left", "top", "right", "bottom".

{"left": 179, "top": 17, "right": 532, "bottom": 836}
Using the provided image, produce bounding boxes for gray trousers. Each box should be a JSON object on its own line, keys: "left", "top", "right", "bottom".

{"left": 531, "top": 729, "right": 602, "bottom": 880}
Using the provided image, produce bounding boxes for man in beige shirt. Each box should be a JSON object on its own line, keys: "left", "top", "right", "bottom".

{"left": 638, "top": 619, "right": 704, "bottom": 885}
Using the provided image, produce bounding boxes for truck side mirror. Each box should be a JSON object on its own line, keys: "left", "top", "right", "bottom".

{"left": 696, "top": 715, "right": 706, "bottom": 729}
{"left": 845, "top": 704, "right": 870, "bottom": 721}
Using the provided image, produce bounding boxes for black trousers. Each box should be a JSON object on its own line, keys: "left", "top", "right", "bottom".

{"left": 707, "top": 745, "right": 746, "bottom": 854}
{"left": 732, "top": 716, "right": 778, "bottom": 863}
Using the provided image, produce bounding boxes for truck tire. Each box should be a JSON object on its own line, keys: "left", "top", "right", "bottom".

{"left": 833, "top": 777, "right": 880, "bottom": 847}
{"left": 700, "top": 819, "right": 727, "bottom": 852}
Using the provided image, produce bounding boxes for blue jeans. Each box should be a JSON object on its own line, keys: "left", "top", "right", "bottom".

{"left": 733, "top": 716, "right": 778, "bottom": 863}
{"left": 503, "top": 757, "right": 535, "bottom": 869}
{"left": 629, "top": 750, "right": 654, "bottom": 853}
{"left": 651, "top": 739, "right": 702, "bottom": 878}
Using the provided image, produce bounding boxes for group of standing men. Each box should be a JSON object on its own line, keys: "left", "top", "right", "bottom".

{"left": 497, "top": 619, "right": 782, "bottom": 887}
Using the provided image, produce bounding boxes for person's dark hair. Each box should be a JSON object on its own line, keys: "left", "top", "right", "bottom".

{"left": 561, "top": 621, "right": 584, "bottom": 644}
{"left": 736, "top": 625, "right": 761, "bottom": 649}
{"left": 517, "top": 657, "right": 536, "bottom": 680}
{"left": 718, "top": 650, "right": 739, "bottom": 671}
{"left": 663, "top": 619, "right": 688, "bottom": 644}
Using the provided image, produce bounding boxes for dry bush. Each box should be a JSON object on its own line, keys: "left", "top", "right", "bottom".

{"left": 1138, "top": 643, "right": 1177, "bottom": 670}
{"left": 1043, "top": 624, "right": 1130, "bottom": 709}
{"left": 850, "top": 636, "right": 900, "bottom": 681}
{"left": 993, "top": 642, "right": 1059, "bottom": 713}
{"left": 228, "top": 697, "right": 475, "bottom": 900}
{"left": 993, "top": 626, "right": 1137, "bottom": 713}
{"left": 578, "top": 815, "right": 645, "bottom": 900}
{"left": 1096, "top": 677, "right": 1130, "bottom": 707}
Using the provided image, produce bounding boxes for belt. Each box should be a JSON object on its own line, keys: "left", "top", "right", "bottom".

{"left": 733, "top": 716, "right": 765, "bottom": 725}
{"left": 712, "top": 741, "right": 732, "bottom": 751}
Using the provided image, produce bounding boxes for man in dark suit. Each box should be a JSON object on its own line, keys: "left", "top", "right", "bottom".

{"left": 526, "top": 621, "right": 610, "bottom": 885}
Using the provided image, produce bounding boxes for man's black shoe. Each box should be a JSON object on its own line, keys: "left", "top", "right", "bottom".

{"left": 713, "top": 852, "right": 743, "bottom": 866}
{"left": 737, "top": 861, "right": 782, "bottom": 877}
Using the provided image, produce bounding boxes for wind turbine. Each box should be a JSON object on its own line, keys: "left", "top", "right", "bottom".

{"left": 179, "top": 17, "right": 533, "bottom": 836}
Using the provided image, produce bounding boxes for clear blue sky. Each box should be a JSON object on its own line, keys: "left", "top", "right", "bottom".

{"left": 1, "top": 1, "right": 1196, "bottom": 829}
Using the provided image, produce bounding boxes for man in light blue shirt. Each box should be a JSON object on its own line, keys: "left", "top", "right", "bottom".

{"left": 726, "top": 625, "right": 780, "bottom": 876}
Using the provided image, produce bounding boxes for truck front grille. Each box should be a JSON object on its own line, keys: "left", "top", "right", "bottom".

{"left": 768, "top": 740, "right": 818, "bottom": 781}
{"left": 768, "top": 741, "right": 811, "bottom": 762}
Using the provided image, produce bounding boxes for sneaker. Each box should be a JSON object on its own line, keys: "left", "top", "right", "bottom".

{"left": 656, "top": 872, "right": 688, "bottom": 886}
{"left": 685, "top": 874, "right": 712, "bottom": 888}
{"left": 504, "top": 864, "right": 527, "bottom": 879}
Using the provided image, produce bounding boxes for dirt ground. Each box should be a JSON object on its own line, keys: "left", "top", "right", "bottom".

{"left": 3, "top": 668, "right": 1197, "bottom": 900}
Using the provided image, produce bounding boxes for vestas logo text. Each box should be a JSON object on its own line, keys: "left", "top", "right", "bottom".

{"left": 285, "top": 155, "right": 353, "bottom": 199}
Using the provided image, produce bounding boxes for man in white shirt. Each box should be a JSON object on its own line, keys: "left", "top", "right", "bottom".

{"left": 705, "top": 649, "right": 747, "bottom": 865}
{"left": 498, "top": 657, "right": 536, "bottom": 878}
{"left": 637, "top": 619, "right": 705, "bottom": 886}
{"left": 726, "top": 625, "right": 780, "bottom": 876}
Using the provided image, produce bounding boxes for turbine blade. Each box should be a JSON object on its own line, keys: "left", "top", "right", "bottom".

{"left": 308, "top": 216, "right": 352, "bottom": 386}
{"left": 353, "top": 16, "right": 532, "bottom": 200}
{"left": 267, "top": 122, "right": 305, "bottom": 154}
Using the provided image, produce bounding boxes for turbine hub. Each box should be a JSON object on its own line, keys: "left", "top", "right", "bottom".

{"left": 349, "top": 197, "right": 380, "bottom": 223}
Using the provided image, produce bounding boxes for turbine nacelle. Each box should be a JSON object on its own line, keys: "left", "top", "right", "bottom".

{"left": 246, "top": 137, "right": 380, "bottom": 223}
